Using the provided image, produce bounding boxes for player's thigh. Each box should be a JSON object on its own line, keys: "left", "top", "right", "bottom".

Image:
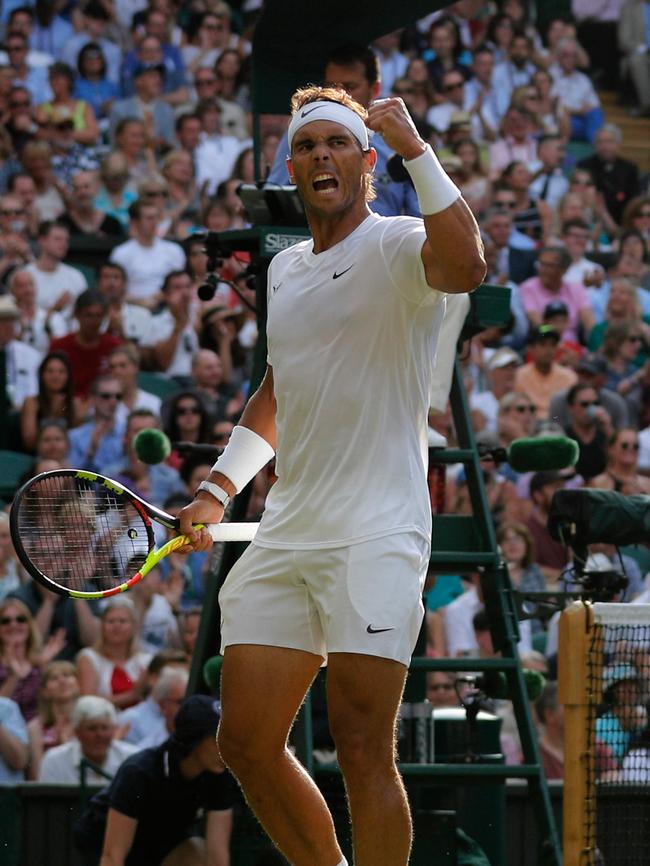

{"left": 326, "top": 652, "right": 408, "bottom": 758}
{"left": 310, "top": 532, "right": 429, "bottom": 666}
{"left": 220, "top": 644, "right": 323, "bottom": 750}
{"left": 160, "top": 836, "right": 204, "bottom": 866}
{"left": 219, "top": 543, "right": 326, "bottom": 657}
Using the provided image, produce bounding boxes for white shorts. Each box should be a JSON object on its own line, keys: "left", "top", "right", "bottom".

{"left": 219, "top": 532, "right": 430, "bottom": 666}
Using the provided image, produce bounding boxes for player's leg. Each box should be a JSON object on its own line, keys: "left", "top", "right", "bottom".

{"left": 218, "top": 644, "right": 344, "bottom": 866}
{"left": 308, "top": 533, "right": 429, "bottom": 866}
{"left": 327, "top": 652, "right": 411, "bottom": 866}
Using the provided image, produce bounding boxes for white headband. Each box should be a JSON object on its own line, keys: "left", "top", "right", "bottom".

{"left": 287, "top": 100, "right": 369, "bottom": 151}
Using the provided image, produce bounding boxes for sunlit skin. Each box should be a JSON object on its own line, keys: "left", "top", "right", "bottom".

{"left": 287, "top": 122, "right": 377, "bottom": 253}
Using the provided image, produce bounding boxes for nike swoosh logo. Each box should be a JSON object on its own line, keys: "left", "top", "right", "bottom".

{"left": 301, "top": 106, "right": 323, "bottom": 117}
{"left": 367, "top": 625, "right": 395, "bottom": 634}
{"left": 272, "top": 282, "right": 283, "bottom": 294}
{"left": 332, "top": 265, "right": 354, "bottom": 280}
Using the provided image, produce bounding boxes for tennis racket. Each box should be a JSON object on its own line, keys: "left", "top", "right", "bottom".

{"left": 9, "top": 469, "right": 259, "bottom": 600}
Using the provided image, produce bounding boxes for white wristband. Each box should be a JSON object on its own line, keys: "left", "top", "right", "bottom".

{"left": 211, "top": 425, "right": 275, "bottom": 494}
{"left": 403, "top": 144, "right": 461, "bottom": 216}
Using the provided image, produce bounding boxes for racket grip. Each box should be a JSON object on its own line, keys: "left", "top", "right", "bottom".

{"left": 205, "top": 522, "right": 259, "bottom": 542}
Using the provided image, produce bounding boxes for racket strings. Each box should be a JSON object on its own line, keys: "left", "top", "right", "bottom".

{"left": 17, "top": 477, "right": 151, "bottom": 591}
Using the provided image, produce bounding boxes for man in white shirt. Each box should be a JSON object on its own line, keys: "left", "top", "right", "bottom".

{"left": 96, "top": 261, "right": 154, "bottom": 346}
{"left": 178, "top": 85, "right": 484, "bottom": 866}
{"left": 470, "top": 347, "right": 522, "bottom": 433}
{"left": 109, "top": 201, "right": 185, "bottom": 308}
{"left": 8, "top": 267, "right": 67, "bottom": 357}
{"left": 550, "top": 38, "right": 605, "bottom": 142}
{"left": 145, "top": 270, "right": 199, "bottom": 379}
{"left": 39, "top": 696, "right": 137, "bottom": 784}
{"left": 529, "top": 135, "right": 569, "bottom": 209}
{"left": 372, "top": 31, "right": 409, "bottom": 97}
{"left": 561, "top": 219, "right": 606, "bottom": 289}
{"left": 492, "top": 33, "right": 537, "bottom": 119}
{"left": 24, "top": 220, "right": 87, "bottom": 315}
{"left": 176, "top": 111, "right": 242, "bottom": 195}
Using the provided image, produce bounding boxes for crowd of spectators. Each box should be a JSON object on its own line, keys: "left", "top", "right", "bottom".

{"left": 1, "top": 0, "right": 650, "bottom": 846}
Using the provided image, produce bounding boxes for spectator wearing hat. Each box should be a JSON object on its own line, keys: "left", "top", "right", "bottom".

{"left": 563, "top": 381, "right": 612, "bottom": 481}
{"left": 109, "top": 63, "right": 175, "bottom": 150}
{"left": 515, "top": 325, "right": 577, "bottom": 419}
{"left": 523, "top": 470, "right": 572, "bottom": 583}
{"left": 75, "top": 694, "right": 235, "bottom": 866}
{"left": 519, "top": 246, "right": 594, "bottom": 343}
{"left": 470, "top": 347, "right": 521, "bottom": 433}
{"left": 595, "top": 665, "right": 646, "bottom": 765}
{"left": 541, "top": 300, "right": 584, "bottom": 370}
{"left": 548, "top": 352, "right": 629, "bottom": 432}
{"left": 39, "top": 695, "right": 137, "bottom": 784}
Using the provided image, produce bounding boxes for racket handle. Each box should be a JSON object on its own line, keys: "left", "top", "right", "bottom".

{"left": 205, "top": 522, "right": 259, "bottom": 542}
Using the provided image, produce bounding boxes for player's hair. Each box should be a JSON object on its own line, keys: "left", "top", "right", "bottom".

{"left": 289, "top": 85, "right": 376, "bottom": 203}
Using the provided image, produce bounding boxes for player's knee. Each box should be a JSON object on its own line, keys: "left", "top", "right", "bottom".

{"left": 332, "top": 724, "right": 395, "bottom": 776}
{"left": 217, "top": 720, "right": 279, "bottom": 770}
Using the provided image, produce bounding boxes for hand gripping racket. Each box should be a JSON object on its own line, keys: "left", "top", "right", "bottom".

{"left": 9, "top": 469, "right": 259, "bottom": 600}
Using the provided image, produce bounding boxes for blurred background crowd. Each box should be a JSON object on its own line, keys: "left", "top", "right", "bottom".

{"left": 1, "top": 0, "right": 650, "bottom": 796}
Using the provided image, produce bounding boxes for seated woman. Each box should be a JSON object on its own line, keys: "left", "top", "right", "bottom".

{"left": 0, "top": 598, "right": 65, "bottom": 721}
{"left": 76, "top": 598, "right": 151, "bottom": 710}
{"left": 589, "top": 428, "right": 650, "bottom": 496}
{"left": 20, "top": 351, "right": 85, "bottom": 453}
{"left": 600, "top": 320, "right": 648, "bottom": 424}
{"left": 26, "top": 659, "right": 79, "bottom": 779}
{"left": 34, "top": 62, "right": 99, "bottom": 147}
{"left": 588, "top": 277, "right": 650, "bottom": 355}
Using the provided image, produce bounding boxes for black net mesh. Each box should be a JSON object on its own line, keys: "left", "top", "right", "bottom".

{"left": 13, "top": 473, "right": 153, "bottom": 592}
{"left": 586, "top": 615, "right": 650, "bottom": 866}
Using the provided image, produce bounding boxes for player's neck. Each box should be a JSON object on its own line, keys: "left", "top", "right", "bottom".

{"left": 308, "top": 201, "right": 371, "bottom": 255}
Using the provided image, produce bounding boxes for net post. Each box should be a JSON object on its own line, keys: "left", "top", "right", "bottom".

{"left": 559, "top": 600, "right": 594, "bottom": 865}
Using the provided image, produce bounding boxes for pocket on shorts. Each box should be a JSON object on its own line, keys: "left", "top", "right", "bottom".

{"left": 345, "top": 533, "right": 429, "bottom": 631}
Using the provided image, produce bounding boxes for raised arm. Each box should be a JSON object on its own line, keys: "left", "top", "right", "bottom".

{"left": 367, "top": 98, "right": 486, "bottom": 294}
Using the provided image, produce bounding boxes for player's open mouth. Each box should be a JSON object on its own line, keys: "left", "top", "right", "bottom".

{"left": 312, "top": 173, "right": 338, "bottom": 193}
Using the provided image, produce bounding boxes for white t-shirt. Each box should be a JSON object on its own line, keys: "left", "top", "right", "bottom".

{"left": 115, "top": 389, "right": 162, "bottom": 428}
{"left": 38, "top": 738, "right": 137, "bottom": 784}
{"left": 146, "top": 309, "right": 199, "bottom": 377}
{"left": 25, "top": 262, "right": 87, "bottom": 312}
{"left": 109, "top": 238, "right": 185, "bottom": 301}
{"left": 254, "top": 213, "right": 446, "bottom": 549}
{"left": 100, "top": 303, "right": 154, "bottom": 346}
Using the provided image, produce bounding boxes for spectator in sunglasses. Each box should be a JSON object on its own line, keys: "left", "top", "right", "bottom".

{"left": 0, "top": 598, "right": 66, "bottom": 721}
{"left": 66, "top": 373, "right": 126, "bottom": 472}
{"left": 563, "top": 381, "right": 611, "bottom": 481}
{"left": 589, "top": 428, "right": 650, "bottom": 495}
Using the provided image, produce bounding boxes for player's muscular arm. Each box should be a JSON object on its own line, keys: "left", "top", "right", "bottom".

{"left": 367, "top": 98, "right": 485, "bottom": 294}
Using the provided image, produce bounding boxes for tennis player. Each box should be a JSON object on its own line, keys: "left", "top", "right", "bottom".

{"left": 178, "top": 86, "right": 485, "bottom": 866}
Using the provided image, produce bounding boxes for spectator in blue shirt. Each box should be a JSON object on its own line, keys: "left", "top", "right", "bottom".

{"left": 0, "top": 695, "right": 29, "bottom": 782}
{"left": 67, "top": 374, "right": 126, "bottom": 472}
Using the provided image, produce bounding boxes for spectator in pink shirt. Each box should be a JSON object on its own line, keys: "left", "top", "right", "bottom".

{"left": 519, "top": 246, "right": 595, "bottom": 343}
